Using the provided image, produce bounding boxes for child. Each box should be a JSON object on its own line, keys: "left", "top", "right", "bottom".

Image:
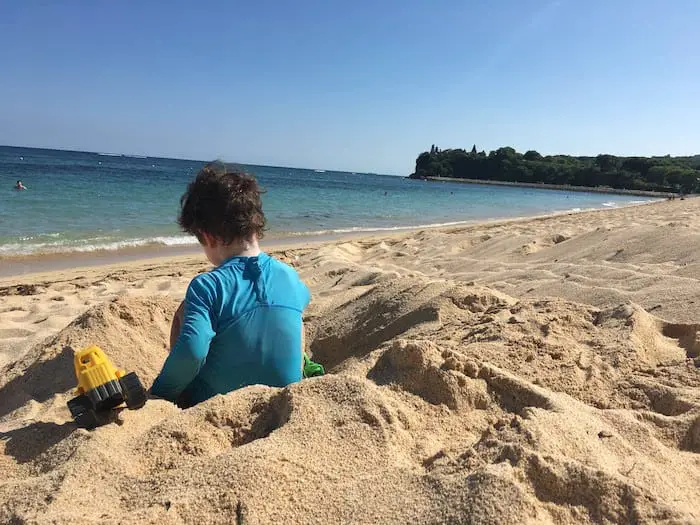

{"left": 150, "top": 163, "right": 310, "bottom": 407}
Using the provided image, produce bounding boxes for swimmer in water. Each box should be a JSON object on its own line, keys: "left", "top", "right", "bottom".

{"left": 15, "top": 180, "right": 27, "bottom": 190}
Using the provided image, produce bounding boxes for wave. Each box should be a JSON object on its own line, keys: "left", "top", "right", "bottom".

{"left": 2, "top": 222, "right": 478, "bottom": 255}
{"left": 17, "top": 232, "right": 62, "bottom": 241}
{"left": 96, "top": 152, "right": 148, "bottom": 159}
{"left": 0, "top": 221, "right": 483, "bottom": 256}
{"left": 0, "top": 235, "right": 199, "bottom": 256}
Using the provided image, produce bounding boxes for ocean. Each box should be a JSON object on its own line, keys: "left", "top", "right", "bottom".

{"left": 1, "top": 146, "right": 655, "bottom": 257}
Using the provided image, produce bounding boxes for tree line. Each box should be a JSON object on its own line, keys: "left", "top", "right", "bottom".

{"left": 409, "top": 145, "right": 700, "bottom": 194}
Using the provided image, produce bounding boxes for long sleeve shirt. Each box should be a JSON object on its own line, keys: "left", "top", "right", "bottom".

{"left": 151, "top": 252, "right": 310, "bottom": 406}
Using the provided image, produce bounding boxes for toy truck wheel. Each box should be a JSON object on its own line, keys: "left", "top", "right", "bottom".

{"left": 119, "top": 372, "right": 147, "bottom": 410}
{"left": 68, "top": 394, "right": 104, "bottom": 430}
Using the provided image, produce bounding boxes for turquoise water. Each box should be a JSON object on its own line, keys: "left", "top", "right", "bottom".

{"left": 1, "top": 146, "right": 655, "bottom": 256}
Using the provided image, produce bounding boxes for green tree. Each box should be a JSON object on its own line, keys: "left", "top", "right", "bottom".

{"left": 524, "top": 150, "right": 542, "bottom": 161}
{"left": 495, "top": 147, "right": 517, "bottom": 159}
{"left": 646, "top": 166, "right": 668, "bottom": 188}
{"left": 595, "top": 154, "right": 619, "bottom": 172}
{"left": 409, "top": 145, "right": 699, "bottom": 193}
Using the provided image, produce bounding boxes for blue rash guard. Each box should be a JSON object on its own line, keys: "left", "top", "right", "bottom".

{"left": 151, "top": 252, "right": 310, "bottom": 406}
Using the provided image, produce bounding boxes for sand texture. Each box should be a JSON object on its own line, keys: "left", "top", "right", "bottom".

{"left": 1, "top": 199, "right": 699, "bottom": 524}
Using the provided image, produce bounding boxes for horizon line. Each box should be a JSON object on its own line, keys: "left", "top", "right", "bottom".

{"left": 0, "top": 143, "right": 398, "bottom": 177}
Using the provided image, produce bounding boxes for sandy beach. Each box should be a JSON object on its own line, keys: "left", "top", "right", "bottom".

{"left": 1, "top": 198, "right": 699, "bottom": 524}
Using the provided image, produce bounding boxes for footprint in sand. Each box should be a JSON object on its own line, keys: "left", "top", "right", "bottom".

{"left": 0, "top": 309, "right": 29, "bottom": 325}
{"left": 0, "top": 328, "right": 34, "bottom": 339}
{"left": 0, "top": 306, "right": 25, "bottom": 314}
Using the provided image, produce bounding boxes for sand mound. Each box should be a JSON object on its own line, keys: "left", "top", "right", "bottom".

{"left": 2, "top": 278, "right": 699, "bottom": 523}
{"left": 0, "top": 297, "right": 178, "bottom": 425}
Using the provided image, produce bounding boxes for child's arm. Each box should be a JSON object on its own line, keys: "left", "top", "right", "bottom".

{"left": 151, "top": 277, "right": 216, "bottom": 402}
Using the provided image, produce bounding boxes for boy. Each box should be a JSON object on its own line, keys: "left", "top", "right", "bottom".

{"left": 150, "top": 163, "right": 310, "bottom": 407}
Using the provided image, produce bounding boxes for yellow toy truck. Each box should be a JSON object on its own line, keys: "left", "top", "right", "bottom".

{"left": 67, "top": 345, "right": 147, "bottom": 429}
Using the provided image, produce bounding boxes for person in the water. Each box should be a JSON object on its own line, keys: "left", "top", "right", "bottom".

{"left": 150, "top": 162, "right": 311, "bottom": 407}
{"left": 15, "top": 180, "right": 26, "bottom": 190}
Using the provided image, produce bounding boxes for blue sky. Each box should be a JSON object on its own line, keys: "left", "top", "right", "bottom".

{"left": 0, "top": 0, "right": 698, "bottom": 174}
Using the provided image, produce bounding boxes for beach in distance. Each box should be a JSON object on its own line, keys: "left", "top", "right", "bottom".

{"left": 1, "top": 185, "right": 699, "bottom": 523}
{"left": 422, "top": 175, "right": 678, "bottom": 198}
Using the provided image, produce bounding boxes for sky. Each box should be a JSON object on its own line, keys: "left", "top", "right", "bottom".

{"left": 0, "top": 1, "right": 698, "bottom": 174}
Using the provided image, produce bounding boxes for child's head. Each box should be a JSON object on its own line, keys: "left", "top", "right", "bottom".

{"left": 179, "top": 163, "right": 266, "bottom": 262}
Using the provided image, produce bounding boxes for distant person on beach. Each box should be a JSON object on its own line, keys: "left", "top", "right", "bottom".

{"left": 150, "top": 163, "right": 311, "bottom": 407}
{"left": 14, "top": 180, "right": 26, "bottom": 190}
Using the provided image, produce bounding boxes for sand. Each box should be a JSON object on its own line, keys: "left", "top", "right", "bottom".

{"left": 1, "top": 199, "right": 699, "bottom": 524}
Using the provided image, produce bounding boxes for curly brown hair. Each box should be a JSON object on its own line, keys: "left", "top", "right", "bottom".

{"left": 178, "top": 162, "right": 266, "bottom": 244}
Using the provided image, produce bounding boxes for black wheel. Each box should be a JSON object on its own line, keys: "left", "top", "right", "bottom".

{"left": 119, "top": 372, "right": 147, "bottom": 410}
{"left": 68, "top": 394, "right": 106, "bottom": 429}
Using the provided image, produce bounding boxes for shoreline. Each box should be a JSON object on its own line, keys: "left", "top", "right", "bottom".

{"left": 421, "top": 176, "right": 679, "bottom": 197}
{"left": 0, "top": 198, "right": 662, "bottom": 282}
{"left": 0, "top": 233, "right": 351, "bottom": 280}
